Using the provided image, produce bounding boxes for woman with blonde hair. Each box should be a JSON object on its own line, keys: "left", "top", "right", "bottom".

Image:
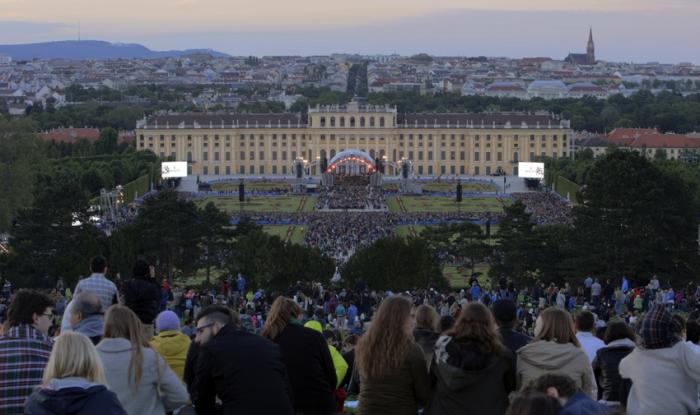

{"left": 355, "top": 295, "right": 430, "bottom": 415}
{"left": 413, "top": 304, "right": 440, "bottom": 365}
{"left": 426, "top": 302, "right": 515, "bottom": 415}
{"left": 261, "top": 296, "right": 336, "bottom": 414}
{"left": 25, "top": 332, "right": 127, "bottom": 415}
{"left": 516, "top": 307, "right": 597, "bottom": 398}
{"left": 97, "top": 305, "right": 188, "bottom": 415}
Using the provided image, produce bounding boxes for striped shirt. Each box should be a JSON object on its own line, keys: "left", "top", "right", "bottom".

{"left": 75, "top": 273, "right": 119, "bottom": 312}
{"left": 0, "top": 325, "right": 53, "bottom": 415}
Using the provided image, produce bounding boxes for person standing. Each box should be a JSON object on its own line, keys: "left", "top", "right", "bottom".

{"left": 355, "top": 296, "right": 430, "bottom": 415}
{"left": 74, "top": 255, "right": 119, "bottom": 312}
{"left": 0, "top": 289, "right": 54, "bottom": 414}
{"left": 575, "top": 311, "right": 605, "bottom": 364}
{"left": 70, "top": 291, "right": 105, "bottom": 345}
{"left": 190, "top": 305, "right": 293, "bottom": 415}
{"left": 123, "top": 259, "right": 161, "bottom": 340}
{"left": 492, "top": 299, "right": 531, "bottom": 369}
{"left": 590, "top": 279, "right": 602, "bottom": 310}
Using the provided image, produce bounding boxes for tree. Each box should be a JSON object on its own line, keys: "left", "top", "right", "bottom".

{"left": 571, "top": 150, "right": 699, "bottom": 282}
{"left": 95, "top": 127, "right": 119, "bottom": 154}
{"left": 0, "top": 119, "right": 46, "bottom": 232}
{"left": 490, "top": 201, "right": 537, "bottom": 284}
{"left": 196, "top": 202, "right": 233, "bottom": 285}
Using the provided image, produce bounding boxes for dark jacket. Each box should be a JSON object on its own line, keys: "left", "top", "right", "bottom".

{"left": 592, "top": 339, "right": 635, "bottom": 402}
{"left": 24, "top": 378, "right": 126, "bottom": 415}
{"left": 273, "top": 323, "right": 336, "bottom": 414}
{"left": 413, "top": 327, "right": 439, "bottom": 364}
{"left": 559, "top": 391, "right": 610, "bottom": 415}
{"left": 190, "top": 324, "right": 293, "bottom": 415}
{"left": 122, "top": 276, "right": 160, "bottom": 324}
{"left": 498, "top": 326, "right": 531, "bottom": 370}
{"left": 426, "top": 336, "right": 515, "bottom": 415}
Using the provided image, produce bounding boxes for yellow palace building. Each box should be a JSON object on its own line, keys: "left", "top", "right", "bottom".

{"left": 135, "top": 101, "right": 572, "bottom": 177}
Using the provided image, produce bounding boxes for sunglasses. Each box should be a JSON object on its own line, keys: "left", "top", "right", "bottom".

{"left": 195, "top": 323, "right": 215, "bottom": 334}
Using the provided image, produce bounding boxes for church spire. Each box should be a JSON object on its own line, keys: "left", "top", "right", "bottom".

{"left": 586, "top": 27, "right": 595, "bottom": 64}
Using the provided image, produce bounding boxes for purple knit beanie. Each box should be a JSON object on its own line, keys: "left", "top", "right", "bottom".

{"left": 156, "top": 310, "right": 180, "bottom": 332}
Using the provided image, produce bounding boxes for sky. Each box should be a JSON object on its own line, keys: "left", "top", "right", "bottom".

{"left": 1, "top": 0, "right": 699, "bottom": 63}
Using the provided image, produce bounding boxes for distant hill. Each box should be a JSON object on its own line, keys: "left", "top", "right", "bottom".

{"left": 0, "top": 40, "right": 230, "bottom": 60}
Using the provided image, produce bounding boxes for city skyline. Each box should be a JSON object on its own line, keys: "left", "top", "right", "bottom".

{"left": 1, "top": 1, "right": 699, "bottom": 63}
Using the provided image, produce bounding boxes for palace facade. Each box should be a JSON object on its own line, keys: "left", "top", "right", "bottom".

{"left": 135, "top": 102, "right": 572, "bottom": 177}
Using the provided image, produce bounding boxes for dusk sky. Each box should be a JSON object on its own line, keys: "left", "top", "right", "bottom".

{"left": 1, "top": 0, "right": 699, "bottom": 63}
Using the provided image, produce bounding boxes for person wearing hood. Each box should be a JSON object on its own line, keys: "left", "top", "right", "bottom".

{"left": 149, "top": 310, "right": 191, "bottom": 380}
{"left": 304, "top": 320, "right": 348, "bottom": 388}
{"left": 122, "top": 259, "right": 161, "bottom": 340}
{"left": 591, "top": 321, "right": 635, "bottom": 406}
{"left": 412, "top": 305, "right": 440, "bottom": 367}
{"left": 426, "top": 302, "right": 515, "bottom": 415}
{"left": 70, "top": 292, "right": 104, "bottom": 345}
{"left": 619, "top": 305, "right": 700, "bottom": 415}
{"left": 516, "top": 307, "right": 597, "bottom": 399}
{"left": 25, "top": 331, "right": 127, "bottom": 415}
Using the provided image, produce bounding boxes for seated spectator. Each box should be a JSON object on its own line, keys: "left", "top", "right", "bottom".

{"left": 0, "top": 289, "right": 54, "bottom": 415}
{"left": 619, "top": 305, "right": 700, "bottom": 415}
{"left": 505, "top": 393, "right": 561, "bottom": 415}
{"left": 24, "top": 332, "right": 127, "bottom": 415}
{"left": 98, "top": 305, "right": 189, "bottom": 415}
{"left": 525, "top": 373, "right": 609, "bottom": 415}
{"left": 70, "top": 292, "right": 104, "bottom": 345}
{"left": 355, "top": 295, "right": 430, "bottom": 415}
{"left": 576, "top": 311, "right": 605, "bottom": 364}
{"left": 305, "top": 320, "right": 348, "bottom": 388}
{"left": 149, "top": 310, "right": 191, "bottom": 380}
{"left": 492, "top": 299, "right": 531, "bottom": 362}
{"left": 426, "top": 302, "right": 515, "bottom": 415}
{"left": 517, "top": 307, "right": 597, "bottom": 398}
{"left": 413, "top": 304, "right": 440, "bottom": 365}
{"left": 190, "top": 305, "right": 293, "bottom": 415}
{"left": 592, "top": 321, "right": 635, "bottom": 406}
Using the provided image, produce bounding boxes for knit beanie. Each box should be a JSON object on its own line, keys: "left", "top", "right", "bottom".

{"left": 638, "top": 305, "right": 682, "bottom": 349}
{"left": 156, "top": 310, "right": 180, "bottom": 332}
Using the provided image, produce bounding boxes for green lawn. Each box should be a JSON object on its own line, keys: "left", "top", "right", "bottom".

{"left": 195, "top": 196, "right": 314, "bottom": 213}
{"left": 211, "top": 181, "right": 291, "bottom": 192}
{"left": 394, "top": 225, "right": 427, "bottom": 238}
{"left": 386, "top": 197, "right": 402, "bottom": 212}
{"left": 422, "top": 182, "right": 498, "bottom": 192}
{"left": 263, "top": 225, "right": 307, "bottom": 245}
{"left": 444, "top": 263, "right": 491, "bottom": 289}
{"left": 398, "top": 196, "right": 508, "bottom": 213}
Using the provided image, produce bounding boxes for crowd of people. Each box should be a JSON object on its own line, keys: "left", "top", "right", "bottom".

{"left": 316, "top": 176, "right": 387, "bottom": 211}
{"left": 512, "top": 192, "right": 574, "bottom": 226}
{"left": 2, "top": 254, "right": 700, "bottom": 415}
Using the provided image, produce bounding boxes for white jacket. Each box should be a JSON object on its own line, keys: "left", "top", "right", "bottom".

{"left": 619, "top": 341, "right": 700, "bottom": 415}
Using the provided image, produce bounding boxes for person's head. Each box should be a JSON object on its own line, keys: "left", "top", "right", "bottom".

{"left": 505, "top": 393, "right": 561, "bottom": 415}
{"left": 132, "top": 258, "right": 151, "bottom": 279}
{"left": 603, "top": 320, "right": 635, "bottom": 344}
{"left": 414, "top": 304, "right": 439, "bottom": 332}
{"left": 447, "top": 302, "right": 504, "bottom": 354}
{"left": 575, "top": 311, "right": 595, "bottom": 333}
{"left": 440, "top": 315, "right": 455, "bottom": 333}
{"left": 42, "top": 332, "right": 107, "bottom": 385}
{"left": 70, "top": 292, "right": 102, "bottom": 328}
{"left": 686, "top": 319, "right": 700, "bottom": 344}
{"left": 672, "top": 314, "right": 687, "bottom": 340}
{"left": 524, "top": 373, "right": 578, "bottom": 404}
{"left": 6, "top": 289, "right": 54, "bottom": 335}
{"left": 638, "top": 305, "right": 683, "bottom": 349}
{"left": 356, "top": 295, "right": 414, "bottom": 379}
{"left": 103, "top": 305, "right": 146, "bottom": 385}
{"left": 534, "top": 307, "right": 580, "bottom": 347}
{"left": 195, "top": 305, "right": 233, "bottom": 345}
{"left": 260, "top": 296, "right": 302, "bottom": 340}
{"left": 342, "top": 334, "right": 359, "bottom": 353}
{"left": 90, "top": 255, "right": 107, "bottom": 274}
{"left": 155, "top": 310, "right": 180, "bottom": 333}
{"left": 492, "top": 299, "right": 518, "bottom": 328}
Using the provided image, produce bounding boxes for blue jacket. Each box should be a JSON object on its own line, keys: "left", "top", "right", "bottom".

{"left": 559, "top": 391, "right": 609, "bottom": 415}
{"left": 24, "top": 377, "right": 126, "bottom": 415}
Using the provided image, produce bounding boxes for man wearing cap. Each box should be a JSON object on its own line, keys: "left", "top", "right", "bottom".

{"left": 619, "top": 305, "right": 700, "bottom": 415}
{"left": 492, "top": 299, "right": 531, "bottom": 369}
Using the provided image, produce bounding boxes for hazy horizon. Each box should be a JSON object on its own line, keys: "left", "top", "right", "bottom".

{"left": 1, "top": 1, "right": 699, "bottom": 64}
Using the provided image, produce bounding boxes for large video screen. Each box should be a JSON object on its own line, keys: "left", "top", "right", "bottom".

{"left": 161, "top": 161, "right": 188, "bottom": 178}
{"left": 518, "top": 162, "right": 545, "bottom": 179}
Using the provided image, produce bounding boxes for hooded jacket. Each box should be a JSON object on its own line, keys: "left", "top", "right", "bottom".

{"left": 591, "top": 338, "right": 635, "bottom": 402}
{"left": 304, "top": 320, "right": 348, "bottom": 388}
{"left": 72, "top": 314, "right": 104, "bottom": 345}
{"left": 517, "top": 340, "right": 597, "bottom": 399}
{"left": 24, "top": 377, "right": 127, "bottom": 415}
{"left": 149, "top": 330, "right": 191, "bottom": 380}
{"left": 425, "top": 336, "right": 515, "bottom": 415}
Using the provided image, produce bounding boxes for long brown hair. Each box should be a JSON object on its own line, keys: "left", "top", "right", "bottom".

{"left": 534, "top": 307, "right": 580, "bottom": 347}
{"left": 261, "top": 296, "right": 302, "bottom": 341}
{"left": 355, "top": 296, "right": 414, "bottom": 379}
{"left": 103, "top": 305, "right": 148, "bottom": 385}
{"left": 446, "top": 302, "right": 504, "bottom": 354}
